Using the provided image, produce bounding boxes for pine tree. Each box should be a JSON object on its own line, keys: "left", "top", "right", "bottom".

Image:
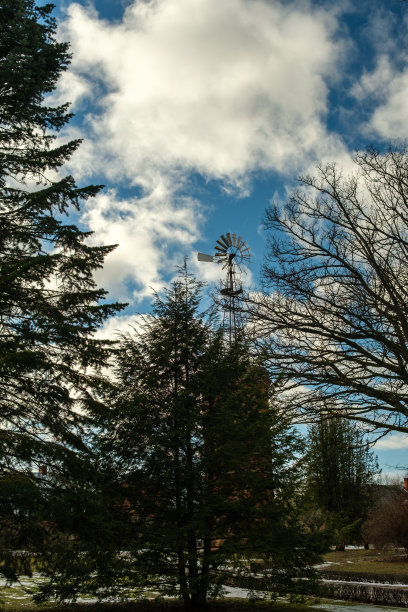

{"left": 303, "top": 418, "right": 379, "bottom": 549}
{"left": 0, "top": 0, "right": 124, "bottom": 580}
{"left": 53, "top": 267, "right": 324, "bottom": 608}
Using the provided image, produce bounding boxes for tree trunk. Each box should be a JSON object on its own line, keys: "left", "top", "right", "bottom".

{"left": 198, "top": 535, "right": 212, "bottom": 608}
{"left": 177, "top": 547, "right": 190, "bottom": 608}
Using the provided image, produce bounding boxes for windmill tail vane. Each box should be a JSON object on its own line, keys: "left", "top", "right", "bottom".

{"left": 197, "top": 232, "right": 250, "bottom": 344}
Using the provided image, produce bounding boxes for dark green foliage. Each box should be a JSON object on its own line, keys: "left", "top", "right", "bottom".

{"left": 0, "top": 0, "right": 124, "bottom": 580}
{"left": 0, "top": 0, "right": 73, "bottom": 177}
{"left": 45, "top": 268, "right": 325, "bottom": 608}
{"left": 303, "top": 418, "right": 379, "bottom": 549}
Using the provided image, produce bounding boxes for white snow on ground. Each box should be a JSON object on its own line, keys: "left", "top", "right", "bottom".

{"left": 313, "top": 605, "right": 408, "bottom": 612}
{"left": 223, "top": 585, "right": 271, "bottom": 598}
{"left": 2, "top": 573, "right": 408, "bottom": 609}
{"left": 321, "top": 579, "right": 408, "bottom": 589}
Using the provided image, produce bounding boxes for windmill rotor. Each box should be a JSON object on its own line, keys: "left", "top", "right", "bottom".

{"left": 197, "top": 232, "right": 250, "bottom": 345}
{"left": 197, "top": 232, "right": 250, "bottom": 272}
{"left": 213, "top": 233, "right": 250, "bottom": 270}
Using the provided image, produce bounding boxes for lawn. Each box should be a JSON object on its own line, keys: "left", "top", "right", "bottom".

{"left": 3, "top": 549, "right": 408, "bottom": 611}
{"left": 0, "top": 574, "right": 325, "bottom": 612}
{"left": 320, "top": 548, "right": 408, "bottom": 576}
{"left": 0, "top": 599, "right": 326, "bottom": 612}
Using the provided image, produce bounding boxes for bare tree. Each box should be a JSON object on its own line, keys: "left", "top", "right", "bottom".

{"left": 249, "top": 146, "right": 408, "bottom": 435}
{"left": 362, "top": 484, "right": 408, "bottom": 550}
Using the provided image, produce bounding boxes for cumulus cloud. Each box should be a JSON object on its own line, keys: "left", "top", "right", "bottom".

{"left": 61, "top": 0, "right": 342, "bottom": 186}
{"left": 352, "top": 54, "right": 408, "bottom": 140}
{"left": 96, "top": 313, "right": 147, "bottom": 340}
{"left": 83, "top": 188, "right": 203, "bottom": 301}
{"left": 56, "top": 0, "right": 345, "bottom": 300}
{"left": 375, "top": 433, "right": 408, "bottom": 451}
{"left": 368, "top": 71, "right": 408, "bottom": 139}
{"left": 47, "top": 70, "right": 91, "bottom": 109}
{"left": 351, "top": 55, "right": 395, "bottom": 103}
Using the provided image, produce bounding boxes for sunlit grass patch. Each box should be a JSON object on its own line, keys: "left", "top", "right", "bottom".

{"left": 321, "top": 549, "right": 408, "bottom": 576}
{"left": 1, "top": 599, "right": 330, "bottom": 612}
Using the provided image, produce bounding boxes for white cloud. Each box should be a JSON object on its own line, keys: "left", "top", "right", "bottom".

{"left": 368, "top": 71, "right": 408, "bottom": 139}
{"left": 47, "top": 70, "right": 91, "bottom": 109}
{"left": 352, "top": 54, "right": 408, "bottom": 140}
{"left": 61, "top": 0, "right": 342, "bottom": 188}
{"left": 57, "top": 0, "right": 345, "bottom": 300}
{"left": 96, "top": 313, "right": 146, "bottom": 340}
{"left": 375, "top": 433, "right": 408, "bottom": 451}
{"left": 190, "top": 255, "right": 227, "bottom": 286}
{"left": 351, "top": 55, "right": 395, "bottom": 102}
{"left": 83, "top": 188, "right": 203, "bottom": 301}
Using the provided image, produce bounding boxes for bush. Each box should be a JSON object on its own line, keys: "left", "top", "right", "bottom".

{"left": 362, "top": 487, "right": 408, "bottom": 550}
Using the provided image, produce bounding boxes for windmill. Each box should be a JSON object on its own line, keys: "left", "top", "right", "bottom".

{"left": 197, "top": 233, "right": 250, "bottom": 344}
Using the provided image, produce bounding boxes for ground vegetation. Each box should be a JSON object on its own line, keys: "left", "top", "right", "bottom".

{"left": 0, "top": 597, "right": 323, "bottom": 612}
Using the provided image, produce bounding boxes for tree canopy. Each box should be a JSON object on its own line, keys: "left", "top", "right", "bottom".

{"left": 303, "top": 417, "right": 379, "bottom": 549}
{"left": 363, "top": 484, "right": 408, "bottom": 551}
{"left": 248, "top": 147, "right": 408, "bottom": 435}
{"left": 41, "top": 267, "right": 325, "bottom": 607}
{"left": 0, "top": 0, "right": 124, "bottom": 580}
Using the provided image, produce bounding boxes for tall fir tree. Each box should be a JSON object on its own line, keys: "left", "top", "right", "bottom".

{"left": 303, "top": 417, "right": 379, "bottom": 549}
{"left": 45, "top": 266, "right": 325, "bottom": 608}
{"left": 0, "top": 0, "right": 124, "bottom": 580}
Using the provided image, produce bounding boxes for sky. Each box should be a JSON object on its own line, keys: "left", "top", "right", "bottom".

{"left": 51, "top": 0, "right": 408, "bottom": 475}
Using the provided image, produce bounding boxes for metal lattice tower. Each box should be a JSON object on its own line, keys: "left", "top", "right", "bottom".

{"left": 197, "top": 233, "right": 250, "bottom": 345}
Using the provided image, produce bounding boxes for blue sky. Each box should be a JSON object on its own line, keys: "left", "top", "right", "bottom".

{"left": 51, "top": 0, "right": 408, "bottom": 475}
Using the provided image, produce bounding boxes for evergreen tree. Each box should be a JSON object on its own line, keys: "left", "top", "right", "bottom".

{"left": 0, "top": 0, "right": 124, "bottom": 580}
{"left": 303, "top": 418, "right": 379, "bottom": 549}
{"left": 53, "top": 267, "right": 324, "bottom": 608}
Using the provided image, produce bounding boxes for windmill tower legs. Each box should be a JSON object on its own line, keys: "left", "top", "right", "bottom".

{"left": 220, "top": 259, "right": 243, "bottom": 346}
{"left": 198, "top": 233, "right": 250, "bottom": 346}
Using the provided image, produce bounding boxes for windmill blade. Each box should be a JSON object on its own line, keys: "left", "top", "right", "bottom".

{"left": 226, "top": 232, "right": 233, "bottom": 246}
{"left": 236, "top": 236, "right": 243, "bottom": 248}
{"left": 215, "top": 241, "right": 227, "bottom": 252}
{"left": 197, "top": 252, "right": 214, "bottom": 263}
{"left": 219, "top": 234, "right": 230, "bottom": 247}
{"left": 232, "top": 233, "right": 237, "bottom": 246}
{"left": 239, "top": 241, "right": 250, "bottom": 254}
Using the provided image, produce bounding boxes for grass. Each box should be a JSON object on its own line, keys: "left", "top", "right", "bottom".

{"left": 0, "top": 599, "right": 326, "bottom": 612}
{"left": 3, "top": 548, "right": 408, "bottom": 612}
{"left": 0, "top": 572, "right": 326, "bottom": 612}
{"left": 321, "top": 548, "right": 408, "bottom": 576}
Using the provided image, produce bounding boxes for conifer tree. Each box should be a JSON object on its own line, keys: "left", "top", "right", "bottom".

{"left": 55, "top": 267, "right": 324, "bottom": 608}
{"left": 0, "top": 0, "right": 124, "bottom": 579}
{"left": 303, "top": 418, "right": 379, "bottom": 549}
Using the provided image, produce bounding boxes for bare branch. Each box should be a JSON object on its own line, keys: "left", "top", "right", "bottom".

{"left": 248, "top": 146, "right": 408, "bottom": 434}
